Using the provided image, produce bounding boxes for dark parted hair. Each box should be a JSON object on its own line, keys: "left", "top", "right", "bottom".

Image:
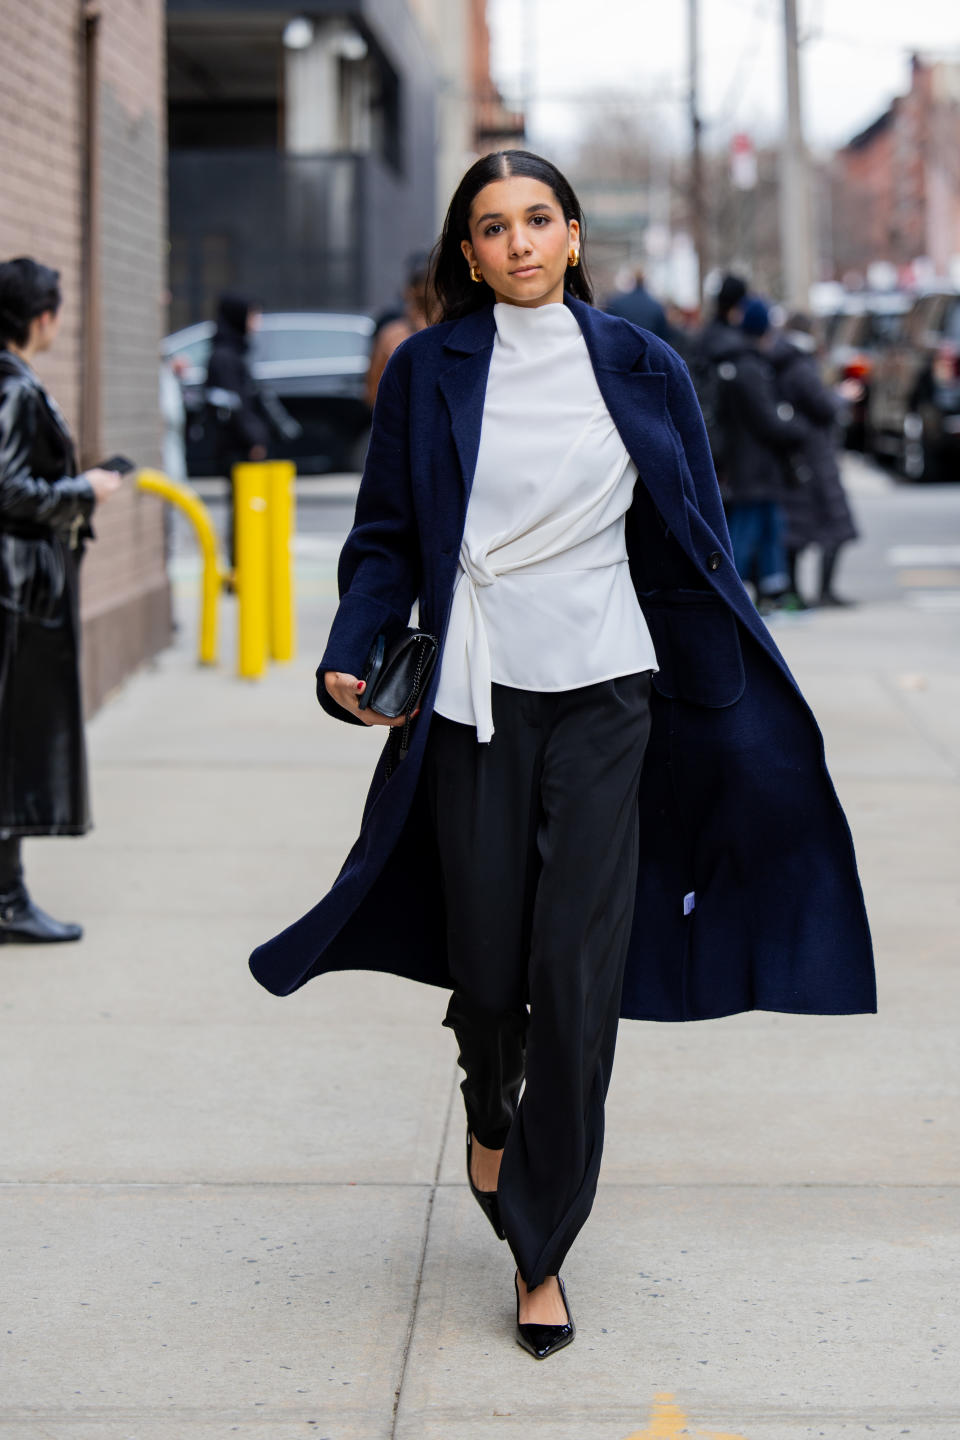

{"left": 214, "top": 291, "right": 260, "bottom": 348}
{"left": 432, "top": 150, "right": 594, "bottom": 323}
{"left": 715, "top": 273, "right": 748, "bottom": 322}
{"left": 0, "top": 257, "right": 62, "bottom": 348}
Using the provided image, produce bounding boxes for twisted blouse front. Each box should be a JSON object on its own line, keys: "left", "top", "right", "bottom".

{"left": 434, "top": 301, "right": 658, "bottom": 743}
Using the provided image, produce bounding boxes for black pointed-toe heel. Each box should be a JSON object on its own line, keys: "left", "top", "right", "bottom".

{"left": 466, "top": 1129, "right": 505, "bottom": 1240}
{"left": 514, "top": 1272, "right": 576, "bottom": 1360}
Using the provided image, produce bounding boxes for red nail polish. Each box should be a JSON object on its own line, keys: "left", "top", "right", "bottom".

{"left": 356, "top": 681, "right": 365, "bottom": 692}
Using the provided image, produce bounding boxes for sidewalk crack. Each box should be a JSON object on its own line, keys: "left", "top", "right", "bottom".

{"left": 390, "top": 1063, "right": 458, "bottom": 1439}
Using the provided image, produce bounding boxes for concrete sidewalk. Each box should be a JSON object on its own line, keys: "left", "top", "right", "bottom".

{"left": 2, "top": 472, "right": 958, "bottom": 1439}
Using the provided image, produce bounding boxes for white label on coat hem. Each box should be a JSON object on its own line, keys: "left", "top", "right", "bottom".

{"left": 683, "top": 891, "right": 696, "bottom": 916}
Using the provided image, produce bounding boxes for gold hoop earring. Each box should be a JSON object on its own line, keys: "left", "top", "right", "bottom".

{"left": 568, "top": 248, "right": 580, "bottom": 268}
{"left": 470, "top": 264, "right": 484, "bottom": 284}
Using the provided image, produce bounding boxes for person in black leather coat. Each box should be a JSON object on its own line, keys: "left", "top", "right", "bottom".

{"left": 0, "top": 257, "right": 124, "bottom": 944}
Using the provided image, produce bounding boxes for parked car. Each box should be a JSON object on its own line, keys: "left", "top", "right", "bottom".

{"left": 162, "top": 311, "right": 376, "bottom": 476}
{"left": 821, "top": 293, "right": 912, "bottom": 451}
{"left": 866, "top": 289, "right": 960, "bottom": 481}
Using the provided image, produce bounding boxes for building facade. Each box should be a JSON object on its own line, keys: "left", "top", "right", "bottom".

{"left": 166, "top": 0, "right": 439, "bottom": 328}
{"left": 0, "top": 0, "right": 172, "bottom": 713}
{"left": 832, "top": 55, "right": 960, "bottom": 284}
{"left": 408, "top": 0, "right": 524, "bottom": 229}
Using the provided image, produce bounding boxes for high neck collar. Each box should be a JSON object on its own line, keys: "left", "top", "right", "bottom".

{"left": 0, "top": 348, "right": 37, "bottom": 381}
{"left": 493, "top": 300, "right": 581, "bottom": 355}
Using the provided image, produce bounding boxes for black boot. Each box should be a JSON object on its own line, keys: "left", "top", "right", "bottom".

{"left": 0, "top": 883, "right": 83, "bottom": 944}
{"left": 784, "top": 548, "right": 808, "bottom": 610}
{"left": 818, "top": 546, "right": 855, "bottom": 607}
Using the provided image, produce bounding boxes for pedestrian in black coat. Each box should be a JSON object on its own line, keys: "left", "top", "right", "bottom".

{"left": 204, "top": 292, "right": 298, "bottom": 567}
{"left": 205, "top": 292, "right": 270, "bottom": 468}
{"left": 688, "top": 274, "right": 748, "bottom": 479}
{"left": 0, "top": 258, "right": 125, "bottom": 944}
{"left": 604, "top": 267, "right": 671, "bottom": 341}
{"left": 719, "top": 298, "right": 809, "bottom": 607}
{"left": 769, "top": 314, "right": 859, "bottom": 606}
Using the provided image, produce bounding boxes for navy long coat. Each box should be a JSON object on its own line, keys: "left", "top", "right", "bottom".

{"left": 249, "top": 295, "right": 875, "bottom": 1022}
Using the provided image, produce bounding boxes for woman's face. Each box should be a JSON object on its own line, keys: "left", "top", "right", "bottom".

{"left": 461, "top": 176, "right": 579, "bottom": 309}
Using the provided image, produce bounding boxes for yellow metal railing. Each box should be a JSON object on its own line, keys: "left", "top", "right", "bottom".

{"left": 137, "top": 468, "right": 226, "bottom": 666}
{"left": 138, "top": 461, "right": 297, "bottom": 679}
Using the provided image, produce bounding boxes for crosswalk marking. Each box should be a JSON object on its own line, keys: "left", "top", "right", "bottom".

{"left": 906, "top": 590, "right": 960, "bottom": 611}
{"left": 887, "top": 545, "right": 960, "bottom": 567}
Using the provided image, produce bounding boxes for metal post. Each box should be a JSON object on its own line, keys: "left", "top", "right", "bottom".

{"left": 688, "top": 0, "right": 707, "bottom": 307}
{"left": 233, "top": 463, "right": 269, "bottom": 680}
{"left": 780, "top": 0, "right": 815, "bottom": 308}
{"left": 267, "top": 460, "right": 297, "bottom": 662}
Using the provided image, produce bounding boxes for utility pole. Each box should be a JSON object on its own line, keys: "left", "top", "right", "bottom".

{"left": 688, "top": 0, "right": 707, "bottom": 307}
{"left": 779, "top": 0, "right": 815, "bottom": 308}
{"left": 521, "top": 0, "right": 536, "bottom": 143}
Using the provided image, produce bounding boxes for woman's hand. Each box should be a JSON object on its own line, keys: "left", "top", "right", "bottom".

{"left": 84, "top": 467, "right": 124, "bottom": 503}
{"left": 323, "top": 671, "right": 412, "bottom": 727}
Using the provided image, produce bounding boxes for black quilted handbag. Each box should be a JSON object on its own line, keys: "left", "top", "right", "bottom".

{"left": 359, "top": 628, "right": 438, "bottom": 773}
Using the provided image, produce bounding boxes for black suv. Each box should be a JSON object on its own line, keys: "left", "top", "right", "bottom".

{"left": 163, "top": 311, "right": 375, "bottom": 477}
{"left": 866, "top": 290, "right": 960, "bottom": 481}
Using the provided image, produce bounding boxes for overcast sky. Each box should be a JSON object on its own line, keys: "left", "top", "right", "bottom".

{"left": 488, "top": 0, "right": 960, "bottom": 157}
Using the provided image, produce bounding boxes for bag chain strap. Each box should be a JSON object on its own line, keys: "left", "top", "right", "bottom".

{"left": 385, "top": 638, "right": 428, "bottom": 779}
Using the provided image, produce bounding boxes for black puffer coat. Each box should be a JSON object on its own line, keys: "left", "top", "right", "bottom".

{"left": 0, "top": 350, "right": 94, "bottom": 836}
{"left": 204, "top": 294, "right": 269, "bottom": 471}
{"left": 718, "top": 342, "right": 810, "bottom": 505}
{"left": 769, "top": 333, "right": 858, "bottom": 551}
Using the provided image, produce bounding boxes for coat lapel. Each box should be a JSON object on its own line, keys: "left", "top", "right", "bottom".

{"left": 437, "top": 307, "right": 496, "bottom": 497}
{"left": 569, "top": 296, "right": 693, "bottom": 548}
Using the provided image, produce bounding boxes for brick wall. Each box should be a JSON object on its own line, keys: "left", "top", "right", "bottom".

{"left": 0, "top": 0, "right": 171, "bottom": 713}
{"left": 0, "top": 1, "right": 85, "bottom": 429}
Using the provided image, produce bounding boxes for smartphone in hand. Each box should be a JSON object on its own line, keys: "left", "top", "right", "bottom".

{"left": 95, "top": 454, "right": 136, "bottom": 475}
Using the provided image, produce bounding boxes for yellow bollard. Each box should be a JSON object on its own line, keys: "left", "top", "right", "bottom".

{"left": 136, "top": 468, "right": 226, "bottom": 666}
{"left": 266, "top": 460, "right": 297, "bottom": 662}
{"left": 233, "top": 463, "right": 269, "bottom": 680}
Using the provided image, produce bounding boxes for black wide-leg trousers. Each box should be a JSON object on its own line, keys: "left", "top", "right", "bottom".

{"left": 425, "top": 673, "right": 652, "bottom": 1289}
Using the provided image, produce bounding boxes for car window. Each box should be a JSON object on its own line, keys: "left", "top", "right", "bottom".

{"left": 925, "top": 296, "right": 950, "bottom": 334}
{"left": 172, "top": 336, "right": 212, "bottom": 368}
{"left": 905, "top": 299, "right": 934, "bottom": 342}
{"left": 253, "top": 327, "right": 371, "bottom": 364}
{"left": 868, "top": 313, "right": 905, "bottom": 345}
{"left": 832, "top": 315, "right": 865, "bottom": 347}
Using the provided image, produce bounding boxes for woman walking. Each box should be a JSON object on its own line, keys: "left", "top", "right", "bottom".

{"left": 250, "top": 152, "right": 875, "bottom": 1357}
{"left": 0, "top": 257, "right": 124, "bottom": 942}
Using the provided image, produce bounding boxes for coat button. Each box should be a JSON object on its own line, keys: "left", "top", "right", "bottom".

{"left": 707, "top": 551, "right": 722, "bottom": 572}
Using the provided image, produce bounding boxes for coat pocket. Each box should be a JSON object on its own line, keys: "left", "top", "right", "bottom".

{"left": 638, "top": 586, "right": 745, "bottom": 708}
{"left": 0, "top": 534, "right": 67, "bottom": 627}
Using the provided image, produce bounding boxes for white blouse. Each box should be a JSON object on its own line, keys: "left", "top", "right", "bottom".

{"left": 433, "top": 300, "right": 658, "bottom": 743}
